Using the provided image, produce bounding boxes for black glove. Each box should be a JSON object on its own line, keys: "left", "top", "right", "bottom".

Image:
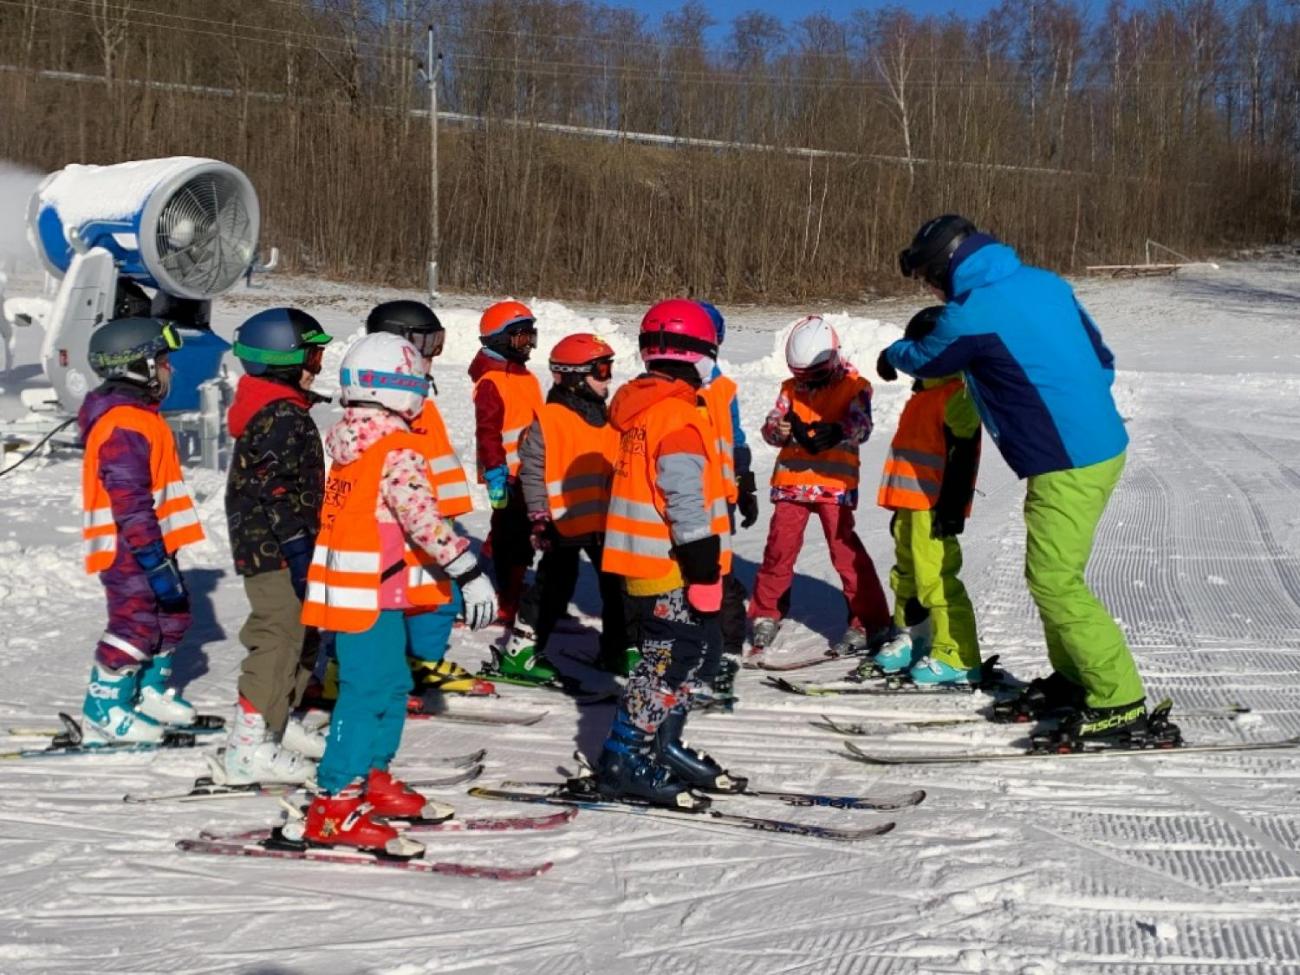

{"left": 675, "top": 535, "right": 721, "bottom": 586}
{"left": 931, "top": 431, "right": 980, "bottom": 539}
{"left": 905, "top": 306, "right": 944, "bottom": 341}
{"left": 806, "top": 422, "right": 844, "bottom": 454}
{"left": 876, "top": 351, "right": 898, "bottom": 382}
{"left": 281, "top": 533, "right": 313, "bottom": 602}
{"left": 736, "top": 471, "right": 759, "bottom": 529}
{"left": 787, "top": 411, "right": 818, "bottom": 453}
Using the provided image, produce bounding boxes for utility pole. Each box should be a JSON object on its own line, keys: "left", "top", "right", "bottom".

{"left": 418, "top": 25, "right": 441, "bottom": 299}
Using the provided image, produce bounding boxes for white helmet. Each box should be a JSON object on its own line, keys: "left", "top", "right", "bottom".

{"left": 785, "top": 315, "right": 841, "bottom": 384}
{"left": 339, "top": 332, "right": 429, "bottom": 419}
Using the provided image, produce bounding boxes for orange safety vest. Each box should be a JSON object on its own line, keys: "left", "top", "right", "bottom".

{"left": 302, "top": 431, "right": 453, "bottom": 633}
{"left": 603, "top": 393, "right": 732, "bottom": 581}
{"left": 414, "top": 400, "right": 472, "bottom": 518}
{"left": 81, "top": 406, "right": 205, "bottom": 574}
{"left": 877, "top": 378, "right": 975, "bottom": 512}
{"left": 536, "top": 402, "right": 618, "bottom": 539}
{"left": 771, "top": 374, "right": 869, "bottom": 491}
{"left": 700, "top": 375, "right": 738, "bottom": 504}
{"left": 473, "top": 369, "right": 543, "bottom": 480}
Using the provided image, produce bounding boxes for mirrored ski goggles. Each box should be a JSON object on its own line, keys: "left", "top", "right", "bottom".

{"left": 304, "top": 345, "right": 325, "bottom": 374}
{"left": 506, "top": 325, "right": 538, "bottom": 351}
{"left": 588, "top": 357, "right": 614, "bottom": 381}
{"left": 406, "top": 330, "right": 445, "bottom": 359}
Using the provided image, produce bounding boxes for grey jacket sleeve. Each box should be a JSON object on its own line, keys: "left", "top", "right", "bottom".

{"left": 657, "top": 448, "right": 712, "bottom": 546}
{"left": 517, "top": 418, "right": 549, "bottom": 516}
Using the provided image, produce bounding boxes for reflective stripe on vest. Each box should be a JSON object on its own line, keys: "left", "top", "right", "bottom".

{"left": 81, "top": 405, "right": 205, "bottom": 573}
{"left": 416, "top": 400, "right": 473, "bottom": 518}
{"left": 603, "top": 392, "right": 731, "bottom": 580}
{"left": 302, "top": 430, "right": 452, "bottom": 633}
{"left": 538, "top": 401, "right": 617, "bottom": 538}
{"left": 474, "top": 370, "right": 543, "bottom": 479}
{"left": 701, "top": 376, "right": 738, "bottom": 505}
{"left": 771, "top": 374, "right": 869, "bottom": 492}
{"left": 876, "top": 379, "right": 964, "bottom": 512}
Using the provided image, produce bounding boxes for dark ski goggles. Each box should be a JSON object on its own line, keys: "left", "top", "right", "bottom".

{"left": 407, "top": 330, "right": 445, "bottom": 359}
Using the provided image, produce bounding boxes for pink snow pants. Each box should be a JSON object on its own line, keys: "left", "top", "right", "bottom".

{"left": 749, "top": 499, "right": 890, "bottom": 632}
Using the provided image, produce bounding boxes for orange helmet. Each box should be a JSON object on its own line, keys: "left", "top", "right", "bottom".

{"left": 479, "top": 300, "right": 535, "bottom": 339}
{"left": 550, "top": 333, "right": 614, "bottom": 370}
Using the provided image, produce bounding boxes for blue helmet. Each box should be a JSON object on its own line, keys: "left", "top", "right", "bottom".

{"left": 697, "top": 301, "right": 726, "bottom": 345}
{"left": 233, "top": 307, "right": 332, "bottom": 377}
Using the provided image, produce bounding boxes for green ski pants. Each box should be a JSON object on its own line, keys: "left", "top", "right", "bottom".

{"left": 889, "top": 508, "right": 981, "bottom": 669}
{"left": 1024, "top": 451, "right": 1145, "bottom": 708}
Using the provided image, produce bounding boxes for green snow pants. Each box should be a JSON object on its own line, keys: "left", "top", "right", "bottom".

{"left": 889, "top": 508, "right": 981, "bottom": 669}
{"left": 1024, "top": 451, "right": 1145, "bottom": 709}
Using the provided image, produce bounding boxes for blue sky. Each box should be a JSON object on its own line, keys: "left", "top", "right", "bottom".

{"left": 629, "top": 0, "right": 1006, "bottom": 40}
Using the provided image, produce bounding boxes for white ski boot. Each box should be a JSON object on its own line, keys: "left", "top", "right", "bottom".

{"left": 82, "top": 665, "right": 166, "bottom": 744}
{"left": 134, "top": 652, "right": 197, "bottom": 726}
{"left": 282, "top": 715, "right": 327, "bottom": 760}
{"left": 213, "top": 706, "right": 316, "bottom": 786}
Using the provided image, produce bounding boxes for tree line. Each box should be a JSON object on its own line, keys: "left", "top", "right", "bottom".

{"left": 1, "top": 0, "right": 1297, "bottom": 301}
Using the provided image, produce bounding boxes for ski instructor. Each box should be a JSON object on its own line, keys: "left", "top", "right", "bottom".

{"left": 877, "top": 215, "right": 1149, "bottom": 746}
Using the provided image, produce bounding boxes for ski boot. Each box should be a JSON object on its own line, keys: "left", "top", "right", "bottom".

{"left": 409, "top": 657, "right": 495, "bottom": 697}
{"left": 301, "top": 786, "right": 423, "bottom": 857}
{"left": 746, "top": 618, "right": 780, "bottom": 664}
{"left": 991, "top": 671, "right": 1087, "bottom": 723}
{"left": 485, "top": 624, "right": 561, "bottom": 686}
{"left": 214, "top": 704, "right": 316, "bottom": 786}
{"left": 828, "top": 626, "right": 870, "bottom": 659}
{"left": 909, "top": 655, "right": 984, "bottom": 688}
{"left": 700, "top": 656, "right": 740, "bottom": 712}
{"left": 82, "top": 664, "right": 165, "bottom": 744}
{"left": 596, "top": 710, "right": 709, "bottom": 810}
{"left": 655, "top": 706, "right": 747, "bottom": 793}
{"left": 282, "top": 714, "right": 327, "bottom": 760}
{"left": 135, "top": 651, "right": 197, "bottom": 726}
{"left": 365, "top": 768, "right": 454, "bottom": 822}
{"left": 854, "top": 626, "right": 920, "bottom": 680}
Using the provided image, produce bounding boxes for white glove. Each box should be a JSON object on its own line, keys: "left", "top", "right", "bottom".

{"left": 445, "top": 550, "right": 497, "bottom": 631}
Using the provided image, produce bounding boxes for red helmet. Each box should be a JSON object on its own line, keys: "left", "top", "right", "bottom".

{"left": 638, "top": 299, "right": 718, "bottom": 364}
{"left": 480, "top": 300, "right": 535, "bottom": 338}
{"left": 550, "top": 333, "right": 614, "bottom": 371}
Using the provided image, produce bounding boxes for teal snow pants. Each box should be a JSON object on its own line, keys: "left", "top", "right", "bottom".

{"left": 1024, "top": 451, "right": 1145, "bottom": 709}
{"left": 317, "top": 610, "right": 412, "bottom": 794}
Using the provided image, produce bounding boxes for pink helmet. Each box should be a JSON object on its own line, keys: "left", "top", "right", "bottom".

{"left": 638, "top": 299, "right": 719, "bottom": 365}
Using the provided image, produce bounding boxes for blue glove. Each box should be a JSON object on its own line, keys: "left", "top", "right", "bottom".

{"left": 484, "top": 465, "right": 510, "bottom": 510}
{"left": 131, "top": 540, "right": 189, "bottom": 613}
{"left": 281, "top": 534, "right": 314, "bottom": 602}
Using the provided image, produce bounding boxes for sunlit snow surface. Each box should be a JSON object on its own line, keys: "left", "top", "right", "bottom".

{"left": 1, "top": 258, "right": 1299, "bottom": 974}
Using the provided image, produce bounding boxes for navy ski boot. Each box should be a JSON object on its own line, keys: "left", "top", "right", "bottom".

{"left": 596, "top": 709, "right": 709, "bottom": 810}
{"left": 655, "top": 706, "right": 747, "bottom": 793}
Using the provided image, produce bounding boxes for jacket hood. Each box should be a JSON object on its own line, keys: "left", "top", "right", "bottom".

{"left": 325, "top": 406, "right": 411, "bottom": 466}
{"left": 608, "top": 374, "right": 698, "bottom": 431}
{"left": 468, "top": 348, "right": 533, "bottom": 383}
{"left": 228, "top": 375, "right": 308, "bottom": 438}
{"left": 950, "top": 241, "right": 1021, "bottom": 298}
{"left": 77, "top": 382, "right": 157, "bottom": 441}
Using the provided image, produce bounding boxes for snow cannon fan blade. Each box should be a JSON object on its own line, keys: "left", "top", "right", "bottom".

{"left": 29, "top": 157, "right": 259, "bottom": 300}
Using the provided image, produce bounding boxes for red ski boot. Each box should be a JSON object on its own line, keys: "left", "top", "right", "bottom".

{"left": 365, "top": 769, "right": 454, "bottom": 822}
{"left": 301, "top": 788, "right": 423, "bottom": 857}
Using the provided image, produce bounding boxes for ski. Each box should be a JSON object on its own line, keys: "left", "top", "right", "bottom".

{"left": 9, "top": 712, "right": 226, "bottom": 737}
{"left": 0, "top": 713, "right": 198, "bottom": 760}
{"left": 176, "top": 836, "right": 552, "bottom": 880}
{"left": 839, "top": 733, "right": 1300, "bottom": 766}
{"left": 406, "top": 708, "right": 548, "bottom": 727}
{"left": 123, "top": 766, "right": 485, "bottom": 804}
{"left": 469, "top": 787, "right": 894, "bottom": 841}
{"left": 813, "top": 703, "right": 1254, "bottom": 736}
{"left": 201, "top": 808, "right": 577, "bottom": 843}
{"left": 501, "top": 778, "right": 924, "bottom": 812}
{"left": 767, "top": 656, "right": 1011, "bottom": 697}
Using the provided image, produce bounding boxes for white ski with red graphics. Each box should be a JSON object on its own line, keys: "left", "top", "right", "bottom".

{"left": 200, "top": 807, "right": 577, "bottom": 843}
{"left": 123, "top": 766, "right": 485, "bottom": 804}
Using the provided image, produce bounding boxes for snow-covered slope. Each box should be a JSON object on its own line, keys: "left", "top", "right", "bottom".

{"left": 1, "top": 259, "right": 1299, "bottom": 974}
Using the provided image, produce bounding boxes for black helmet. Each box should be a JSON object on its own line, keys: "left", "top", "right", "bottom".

{"left": 366, "top": 300, "right": 444, "bottom": 360}
{"left": 88, "top": 317, "right": 182, "bottom": 396}
{"left": 904, "top": 305, "right": 945, "bottom": 342}
{"left": 233, "top": 307, "right": 332, "bottom": 379}
{"left": 899, "top": 215, "right": 977, "bottom": 292}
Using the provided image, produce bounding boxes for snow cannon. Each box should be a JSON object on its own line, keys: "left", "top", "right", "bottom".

{"left": 26, "top": 157, "right": 259, "bottom": 412}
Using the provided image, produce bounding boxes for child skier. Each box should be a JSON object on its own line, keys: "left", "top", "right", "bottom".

{"left": 300, "top": 333, "right": 497, "bottom": 853}
{"left": 79, "top": 317, "right": 205, "bottom": 743}
{"left": 860, "top": 305, "right": 983, "bottom": 686}
{"left": 696, "top": 301, "right": 758, "bottom": 704}
{"left": 507, "top": 333, "right": 625, "bottom": 686}
{"left": 364, "top": 300, "right": 490, "bottom": 706}
{"left": 595, "top": 299, "right": 741, "bottom": 808}
{"left": 469, "top": 300, "right": 544, "bottom": 626}
{"left": 749, "top": 316, "right": 892, "bottom": 658}
{"left": 218, "top": 307, "right": 333, "bottom": 785}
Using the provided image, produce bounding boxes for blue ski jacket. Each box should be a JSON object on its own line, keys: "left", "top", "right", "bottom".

{"left": 883, "top": 239, "right": 1128, "bottom": 478}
